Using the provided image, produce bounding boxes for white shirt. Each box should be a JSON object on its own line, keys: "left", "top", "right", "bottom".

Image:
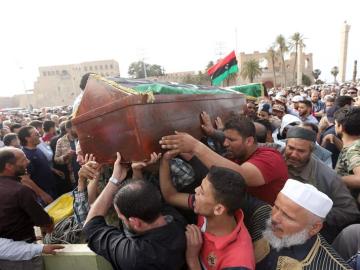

{"left": 0, "top": 238, "right": 43, "bottom": 261}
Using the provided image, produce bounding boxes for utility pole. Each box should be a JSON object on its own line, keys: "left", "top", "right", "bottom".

{"left": 137, "top": 48, "right": 148, "bottom": 78}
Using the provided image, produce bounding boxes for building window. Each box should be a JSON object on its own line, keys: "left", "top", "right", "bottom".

{"left": 104, "top": 64, "right": 108, "bottom": 69}
{"left": 43, "top": 72, "right": 47, "bottom": 76}
{"left": 94, "top": 65, "right": 98, "bottom": 70}
{"left": 84, "top": 67, "right": 88, "bottom": 71}
{"left": 47, "top": 71, "right": 51, "bottom": 76}
{"left": 100, "top": 65, "right": 103, "bottom": 70}
{"left": 89, "top": 66, "right": 93, "bottom": 71}
{"left": 110, "top": 64, "right": 113, "bottom": 69}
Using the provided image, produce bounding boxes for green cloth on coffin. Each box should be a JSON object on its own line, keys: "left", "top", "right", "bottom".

{"left": 133, "top": 83, "right": 237, "bottom": 95}
{"left": 229, "top": 83, "right": 264, "bottom": 100}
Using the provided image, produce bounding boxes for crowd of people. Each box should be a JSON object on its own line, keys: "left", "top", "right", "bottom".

{"left": 1, "top": 77, "right": 360, "bottom": 270}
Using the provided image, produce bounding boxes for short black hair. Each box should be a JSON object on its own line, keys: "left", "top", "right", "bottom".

{"left": 43, "top": 120, "right": 55, "bottom": 132}
{"left": 80, "top": 73, "right": 94, "bottom": 90}
{"left": 207, "top": 166, "right": 247, "bottom": 215}
{"left": 0, "top": 149, "right": 16, "bottom": 173}
{"left": 113, "top": 180, "right": 162, "bottom": 223}
{"left": 18, "top": 126, "right": 34, "bottom": 146}
{"left": 59, "top": 121, "right": 67, "bottom": 136}
{"left": 299, "top": 99, "right": 312, "bottom": 108}
{"left": 65, "top": 120, "right": 72, "bottom": 129}
{"left": 255, "top": 118, "right": 273, "bottom": 132}
{"left": 335, "top": 96, "right": 354, "bottom": 108}
{"left": 334, "top": 106, "right": 360, "bottom": 136}
{"left": 3, "top": 133, "right": 18, "bottom": 146}
{"left": 29, "top": 120, "right": 43, "bottom": 130}
{"left": 10, "top": 123, "right": 22, "bottom": 133}
{"left": 224, "top": 116, "right": 256, "bottom": 140}
{"left": 300, "top": 122, "right": 319, "bottom": 134}
{"left": 254, "top": 122, "right": 267, "bottom": 143}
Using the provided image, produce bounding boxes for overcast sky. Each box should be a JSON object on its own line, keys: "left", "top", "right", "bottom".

{"left": 1, "top": 0, "right": 359, "bottom": 97}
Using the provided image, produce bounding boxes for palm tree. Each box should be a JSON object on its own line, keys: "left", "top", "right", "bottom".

{"left": 288, "top": 32, "right": 305, "bottom": 85}
{"left": 353, "top": 60, "right": 357, "bottom": 83}
{"left": 267, "top": 46, "right": 277, "bottom": 88}
{"left": 331, "top": 66, "right": 339, "bottom": 83}
{"left": 240, "top": 59, "right": 262, "bottom": 83}
{"left": 312, "top": 69, "right": 321, "bottom": 81}
{"left": 275, "top": 35, "right": 288, "bottom": 88}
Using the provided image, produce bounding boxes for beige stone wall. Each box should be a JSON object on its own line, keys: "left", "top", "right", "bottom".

{"left": 33, "top": 60, "right": 120, "bottom": 107}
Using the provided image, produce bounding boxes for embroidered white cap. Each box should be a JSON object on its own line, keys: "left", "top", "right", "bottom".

{"left": 280, "top": 179, "right": 333, "bottom": 218}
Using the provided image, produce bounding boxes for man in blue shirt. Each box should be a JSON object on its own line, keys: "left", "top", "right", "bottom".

{"left": 18, "top": 126, "right": 58, "bottom": 203}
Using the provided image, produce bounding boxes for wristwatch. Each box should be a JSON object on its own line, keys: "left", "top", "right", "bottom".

{"left": 109, "top": 176, "right": 121, "bottom": 187}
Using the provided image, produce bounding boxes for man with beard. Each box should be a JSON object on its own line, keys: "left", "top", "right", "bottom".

{"left": 311, "top": 90, "right": 325, "bottom": 121}
{"left": 334, "top": 107, "right": 360, "bottom": 202}
{"left": 284, "top": 126, "right": 360, "bottom": 242}
{"left": 54, "top": 120, "right": 80, "bottom": 188}
{"left": 257, "top": 179, "right": 351, "bottom": 270}
{"left": 0, "top": 147, "right": 56, "bottom": 269}
{"left": 160, "top": 116, "right": 288, "bottom": 205}
{"left": 298, "top": 100, "right": 318, "bottom": 124}
{"left": 18, "top": 126, "right": 58, "bottom": 204}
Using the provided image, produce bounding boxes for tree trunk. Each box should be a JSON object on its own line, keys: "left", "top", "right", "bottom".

{"left": 281, "top": 51, "right": 287, "bottom": 88}
{"left": 271, "top": 57, "right": 277, "bottom": 88}
{"left": 293, "top": 43, "right": 298, "bottom": 86}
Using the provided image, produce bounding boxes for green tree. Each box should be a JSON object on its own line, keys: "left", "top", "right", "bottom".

{"left": 331, "top": 66, "right": 339, "bottom": 83}
{"left": 128, "top": 61, "right": 164, "bottom": 78}
{"left": 267, "top": 46, "right": 277, "bottom": 87}
{"left": 275, "top": 35, "right": 288, "bottom": 88}
{"left": 288, "top": 32, "right": 305, "bottom": 85}
{"left": 302, "top": 74, "right": 311, "bottom": 86}
{"left": 312, "top": 69, "right": 321, "bottom": 80}
{"left": 240, "top": 59, "right": 262, "bottom": 83}
{"left": 206, "top": 61, "right": 215, "bottom": 70}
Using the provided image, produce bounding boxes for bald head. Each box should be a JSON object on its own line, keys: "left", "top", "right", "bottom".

{"left": 0, "top": 147, "right": 28, "bottom": 176}
{"left": 0, "top": 148, "right": 16, "bottom": 173}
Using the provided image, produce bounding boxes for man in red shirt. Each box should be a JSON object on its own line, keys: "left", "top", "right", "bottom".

{"left": 159, "top": 153, "right": 255, "bottom": 270}
{"left": 160, "top": 115, "right": 288, "bottom": 205}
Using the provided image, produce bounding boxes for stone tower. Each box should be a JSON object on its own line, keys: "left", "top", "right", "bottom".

{"left": 339, "top": 21, "right": 351, "bottom": 82}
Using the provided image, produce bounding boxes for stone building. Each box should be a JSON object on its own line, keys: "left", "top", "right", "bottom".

{"left": 32, "top": 60, "right": 120, "bottom": 107}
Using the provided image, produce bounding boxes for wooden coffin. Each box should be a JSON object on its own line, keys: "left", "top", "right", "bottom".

{"left": 72, "top": 76, "right": 246, "bottom": 163}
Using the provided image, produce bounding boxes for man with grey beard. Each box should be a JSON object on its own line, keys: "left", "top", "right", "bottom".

{"left": 283, "top": 126, "right": 360, "bottom": 242}
{"left": 256, "top": 179, "right": 351, "bottom": 270}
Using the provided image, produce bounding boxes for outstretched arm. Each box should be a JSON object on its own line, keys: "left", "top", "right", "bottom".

{"left": 159, "top": 152, "right": 191, "bottom": 209}
{"left": 160, "top": 132, "right": 265, "bottom": 186}
{"left": 84, "top": 152, "right": 128, "bottom": 225}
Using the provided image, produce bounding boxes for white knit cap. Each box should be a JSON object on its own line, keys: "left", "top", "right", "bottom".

{"left": 291, "top": 95, "right": 303, "bottom": 102}
{"left": 280, "top": 179, "right": 333, "bottom": 218}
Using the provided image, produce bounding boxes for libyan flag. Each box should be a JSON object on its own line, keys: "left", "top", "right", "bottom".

{"left": 207, "top": 51, "right": 239, "bottom": 86}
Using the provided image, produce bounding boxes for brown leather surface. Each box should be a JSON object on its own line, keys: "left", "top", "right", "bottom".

{"left": 72, "top": 77, "right": 246, "bottom": 163}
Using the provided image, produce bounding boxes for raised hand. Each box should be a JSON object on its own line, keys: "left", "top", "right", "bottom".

{"left": 185, "top": 224, "right": 203, "bottom": 269}
{"left": 159, "top": 131, "right": 199, "bottom": 156}
{"left": 200, "top": 111, "right": 216, "bottom": 136}
{"left": 111, "top": 152, "right": 129, "bottom": 182}
{"left": 131, "top": 152, "right": 162, "bottom": 170}
{"left": 215, "top": 116, "right": 224, "bottom": 130}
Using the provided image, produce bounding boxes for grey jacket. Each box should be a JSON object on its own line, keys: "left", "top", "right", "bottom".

{"left": 288, "top": 155, "right": 360, "bottom": 228}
